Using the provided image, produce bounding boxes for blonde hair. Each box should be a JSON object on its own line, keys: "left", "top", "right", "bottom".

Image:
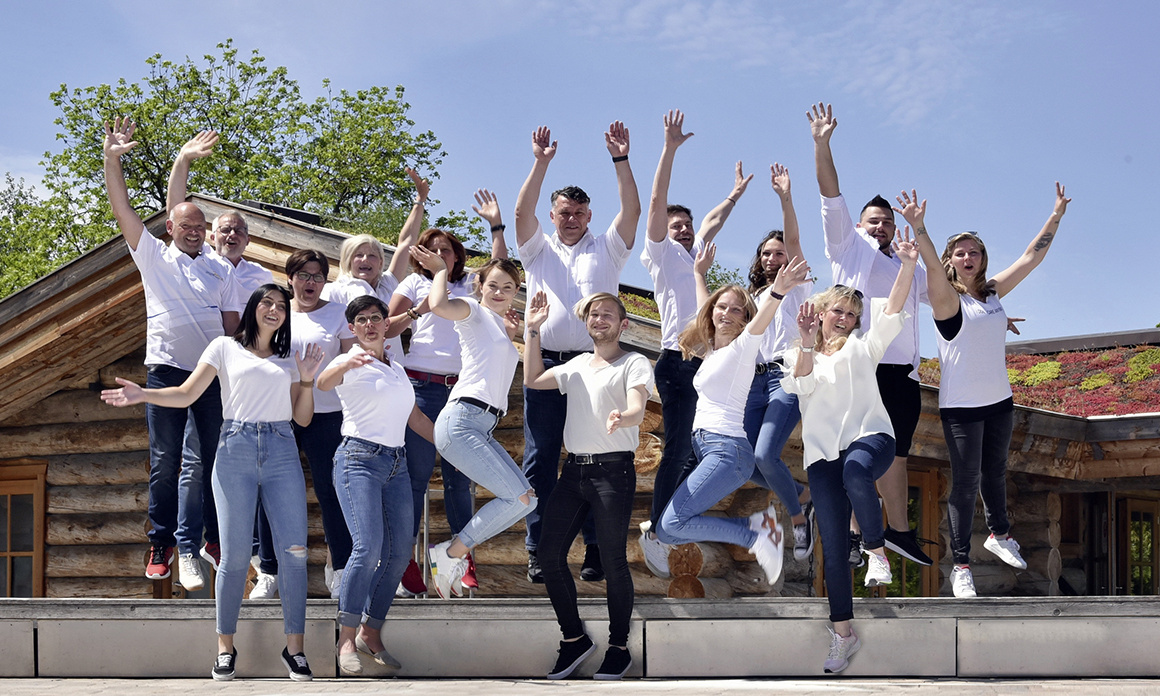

{"left": 337, "top": 234, "right": 384, "bottom": 280}
{"left": 808, "top": 285, "right": 864, "bottom": 353}
{"left": 573, "top": 292, "right": 626, "bottom": 322}
{"left": 677, "top": 285, "right": 756, "bottom": 360}
{"left": 941, "top": 232, "right": 996, "bottom": 298}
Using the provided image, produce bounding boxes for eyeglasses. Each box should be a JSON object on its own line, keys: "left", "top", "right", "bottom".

{"left": 293, "top": 271, "right": 326, "bottom": 283}
{"left": 833, "top": 284, "right": 864, "bottom": 300}
{"left": 353, "top": 314, "right": 385, "bottom": 326}
{"left": 216, "top": 225, "right": 248, "bottom": 236}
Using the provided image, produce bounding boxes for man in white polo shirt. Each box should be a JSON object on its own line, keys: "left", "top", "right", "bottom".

{"left": 638, "top": 110, "right": 752, "bottom": 578}
{"left": 103, "top": 118, "right": 244, "bottom": 584}
{"left": 515, "top": 122, "right": 641, "bottom": 583}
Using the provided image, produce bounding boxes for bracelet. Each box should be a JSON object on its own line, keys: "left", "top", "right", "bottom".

{"left": 406, "top": 308, "right": 422, "bottom": 321}
{"left": 414, "top": 198, "right": 426, "bottom": 206}
{"left": 726, "top": 197, "right": 737, "bottom": 205}
{"left": 299, "top": 380, "right": 315, "bottom": 387}
{"left": 768, "top": 290, "right": 785, "bottom": 301}
{"left": 491, "top": 223, "right": 506, "bottom": 233}
{"left": 611, "top": 155, "right": 628, "bottom": 163}
{"left": 800, "top": 346, "right": 814, "bottom": 354}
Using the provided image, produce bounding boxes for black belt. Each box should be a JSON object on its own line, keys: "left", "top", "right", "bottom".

{"left": 755, "top": 358, "right": 785, "bottom": 375}
{"left": 405, "top": 368, "right": 459, "bottom": 386}
{"left": 541, "top": 349, "right": 585, "bottom": 364}
{"left": 453, "top": 397, "right": 504, "bottom": 418}
{"left": 566, "top": 451, "right": 635, "bottom": 466}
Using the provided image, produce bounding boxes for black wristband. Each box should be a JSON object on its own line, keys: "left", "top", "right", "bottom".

{"left": 769, "top": 290, "right": 785, "bottom": 301}
{"left": 491, "top": 223, "right": 506, "bottom": 233}
{"left": 611, "top": 155, "right": 628, "bottom": 163}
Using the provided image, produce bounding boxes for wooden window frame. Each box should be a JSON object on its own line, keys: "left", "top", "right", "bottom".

{"left": 0, "top": 460, "right": 48, "bottom": 597}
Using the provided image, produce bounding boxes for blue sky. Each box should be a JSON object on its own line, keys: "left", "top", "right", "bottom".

{"left": 2, "top": 1, "right": 1156, "bottom": 358}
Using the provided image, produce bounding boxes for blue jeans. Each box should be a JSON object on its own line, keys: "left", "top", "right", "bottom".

{"left": 146, "top": 365, "right": 222, "bottom": 554}
{"left": 405, "top": 377, "right": 473, "bottom": 539}
{"left": 435, "top": 400, "right": 534, "bottom": 549}
{"left": 523, "top": 353, "right": 597, "bottom": 550}
{"left": 212, "top": 420, "right": 308, "bottom": 636}
{"left": 806, "top": 432, "right": 895, "bottom": 623}
{"left": 333, "top": 437, "right": 413, "bottom": 629}
{"left": 177, "top": 418, "right": 220, "bottom": 552}
{"left": 743, "top": 366, "right": 805, "bottom": 518}
{"left": 656, "top": 429, "right": 757, "bottom": 549}
{"left": 650, "top": 349, "right": 702, "bottom": 528}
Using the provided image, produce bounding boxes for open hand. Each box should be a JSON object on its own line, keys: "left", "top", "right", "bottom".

{"left": 796, "top": 301, "right": 820, "bottom": 343}
{"left": 605, "top": 120, "right": 630, "bottom": 158}
{"left": 296, "top": 343, "right": 325, "bottom": 382}
{"left": 179, "top": 131, "right": 218, "bottom": 161}
{"left": 503, "top": 308, "right": 521, "bottom": 340}
{"left": 103, "top": 118, "right": 139, "bottom": 158}
{"left": 406, "top": 167, "right": 430, "bottom": 203}
{"left": 606, "top": 409, "right": 624, "bottom": 434}
{"left": 472, "top": 189, "right": 501, "bottom": 227}
{"left": 894, "top": 227, "right": 919, "bottom": 265}
{"left": 532, "top": 126, "right": 557, "bottom": 162}
{"left": 772, "top": 256, "right": 810, "bottom": 295}
{"left": 770, "top": 163, "right": 791, "bottom": 198}
{"left": 663, "top": 110, "right": 693, "bottom": 149}
{"left": 694, "top": 242, "right": 716, "bottom": 276}
{"left": 100, "top": 377, "right": 144, "bottom": 407}
{"left": 526, "top": 290, "right": 550, "bottom": 331}
{"left": 411, "top": 245, "right": 447, "bottom": 273}
{"left": 892, "top": 189, "right": 927, "bottom": 229}
{"left": 807, "top": 103, "right": 837, "bottom": 142}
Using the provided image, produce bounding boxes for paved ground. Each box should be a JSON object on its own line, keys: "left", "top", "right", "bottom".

{"left": 3, "top": 679, "right": 1160, "bottom": 695}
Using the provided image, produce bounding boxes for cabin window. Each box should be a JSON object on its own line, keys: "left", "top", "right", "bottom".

{"left": 0, "top": 467, "right": 46, "bottom": 597}
{"left": 1117, "top": 496, "right": 1160, "bottom": 595}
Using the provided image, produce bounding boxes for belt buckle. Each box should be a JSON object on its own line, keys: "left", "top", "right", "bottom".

{"left": 573, "top": 453, "right": 595, "bottom": 465}
{"left": 754, "top": 363, "right": 767, "bottom": 375}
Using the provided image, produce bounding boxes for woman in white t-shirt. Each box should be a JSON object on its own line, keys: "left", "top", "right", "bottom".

{"left": 408, "top": 246, "right": 534, "bottom": 600}
{"left": 896, "top": 185, "right": 1070, "bottom": 598}
{"left": 317, "top": 295, "right": 435, "bottom": 676}
{"left": 779, "top": 232, "right": 918, "bottom": 674}
{"left": 101, "top": 284, "right": 323, "bottom": 682}
{"left": 655, "top": 244, "right": 809, "bottom": 588}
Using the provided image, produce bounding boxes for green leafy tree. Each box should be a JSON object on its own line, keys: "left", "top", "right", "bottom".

{"left": 704, "top": 262, "right": 744, "bottom": 293}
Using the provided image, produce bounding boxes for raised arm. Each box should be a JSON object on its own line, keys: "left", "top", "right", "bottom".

{"left": 522, "top": 291, "right": 559, "bottom": 391}
{"left": 692, "top": 242, "right": 715, "bottom": 310}
{"left": 386, "top": 167, "right": 429, "bottom": 282}
{"left": 410, "top": 246, "right": 470, "bottom": 321}
{"left": 771, "top": 163, "right": 804, "bottom": 263}
{"left": 317, "top": 351, "right": 375, "bottom": 392}
{"left": 885, "top": 229, "right": 919, "bottom": 317}
{"left": 166, "top": 131, "right": 219, "bottom": 213}
{"left": 472, "top": 188, "right": 508, "bottom": 259}
{"left": 103, "top": 118, "right": 145, "bottom": 250}
{"left": 100, "top": 362, "right": 217, "bottom": 409}
{"left": 990, "top": 182, "right": 1071, "bottom": 298}
{"left": 646, "top": 110, "right": 694, "bottom": 244}
{"left": 291, "top": 343, "right": 324, "bottom": 427}
{"left": 697, "top": 161, "right": 753, "bottom": 245}
{"left": 808, "top": 103, "right": 840, "bottom": 199}
{"left": 514, "top": 126, "right": 556, "bottom": 247}
{"left": 747, "top": 256, "right": 810, "bottom": 336}
{"left": 894, "top": 189, "right": 959, "bottom": 319}
{"left": 606, "top": 120, "right": 641, "bottom": 249}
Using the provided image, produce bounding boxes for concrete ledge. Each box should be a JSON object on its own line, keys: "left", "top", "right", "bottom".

{"left": 0, "top": 621, "right": 35, "bottom": 677}
{"left": 959, "top": 618, "right": 1160, "bottom": 677}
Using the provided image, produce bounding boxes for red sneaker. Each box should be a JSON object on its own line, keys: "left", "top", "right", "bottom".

{"left": 398, "top": 558, "right": 428, "bottom": 597}
{"left": 145, "top": 545, "right": 174, "bottom": 580}
{"left": 200, "top": 542, "right": 221, "bottom": 571}
{"left": 461, "top": 552, "right": 479, "bottom": 590}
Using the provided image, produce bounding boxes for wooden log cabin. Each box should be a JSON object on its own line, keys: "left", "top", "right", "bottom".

{"left": 1, "top": 194, "right": 1158, "bottom": 601}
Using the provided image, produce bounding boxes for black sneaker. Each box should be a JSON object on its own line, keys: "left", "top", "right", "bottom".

{"left": 884, "top": 527, "right": 934, "bottom": 566}
{"left": 580, "top": 543, "right": 604, "bottom": 582}
{"left": 848, "top": 532, "right": 865, "bottom": 568}
{"left": 547, "top": 634, "right": 596, "bottom": 679}
{"left": 211, "top": 649, "right": 236, "bottom": 681}
{"left": 280, "top": 646, "right": 313, "bottom": 681}
{"left": 593, "top": 646, "right": 632, "bottom": 680}
{"left": 527, "top": 551, "right": 545, "bottom": 584}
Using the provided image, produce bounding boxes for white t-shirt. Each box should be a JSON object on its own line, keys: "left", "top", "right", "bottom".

{"left": 129, "top": 230, "right": 247, "bottom": 370}
{"left": 198, "top": 336, "right": 299, "bottom": 423}
{"left": 330, "top": 345, "right": 416, "bottom": 447}
{"left": 757, "top": 281, "right": 813, "bottom": 363}
{"left": 821, "top": 194, "right": 927, "bottom": 376}
{"left": 291, "top": 302, "right": 355, "bottom": 414}
{"left": 554, "top": 351, "right": 655, "bottom": 455}
{"left": 692, "top": 329, "right": 763, "bottom": 439}
{"left": 395, "top": 273, "right": 472, "bottom": 375}
{"left": 322, "top": 275, "right": 405, "bottom": 365}
{"left": 447, "top": 298, "right": 520, "bottom": 413}
{"left": 781, "top": 298, "right": 904, "bottom": 466}
{"left": 936, "top": 293, "right": 1013, "bottom": 409}
{"left": 641, "top": 236, "right": 705, "bottom": 351}
{"left": 518, "top": 221, "right": 631, "bottom": 352}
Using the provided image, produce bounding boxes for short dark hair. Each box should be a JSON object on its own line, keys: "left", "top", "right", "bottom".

{"left": 285, "top": 248, "right": 330, "bottom": 279}
{"left": 860, "top": 195, "right": 894, "bottom": 217}
{"left": 345, "top": 295, "right": 389, "bottom": 324}
{"left": 666, "top": 204, "right": 692, "bottom": 219}
{"left": 234, "top": 284, "right": 292, "bottom": 358}
{"left": 550, "top": 186, "right": 590, "bottom": 206}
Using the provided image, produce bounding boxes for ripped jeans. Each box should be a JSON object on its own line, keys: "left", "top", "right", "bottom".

{"left": 212, "top": 420, "right": 308, "bottom": 636}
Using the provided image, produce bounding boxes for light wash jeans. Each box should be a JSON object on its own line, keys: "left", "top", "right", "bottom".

{"left": 435, "top": 400, "right": 533, "bottom": 549}
{"left": 743, "top": 367, "right": 805, "bottom": 517}
{"left": 333, "top": 436, "right": 413, "bottom": 629}
{"left": 212, "top": 420, "right": 307, "bottom": 636}
{"left": 405, "top": 377, "right": 473, "bottom": 538}
{"left": 656, "top": 429, "right": 758, "bottom": 549}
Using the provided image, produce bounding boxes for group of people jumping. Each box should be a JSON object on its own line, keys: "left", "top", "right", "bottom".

{"left": 96, "top": 100, "right": 1069, "bottom": 680}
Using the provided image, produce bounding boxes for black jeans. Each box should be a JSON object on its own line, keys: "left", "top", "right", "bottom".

{"left": 944, "top": 401, "right": 1014, "bottom": 565}
{"left": 650, "top": 349, "right": 702, "bottom": 528}
{"left": 539, "top": 459, "right": 636, "bottom": 647}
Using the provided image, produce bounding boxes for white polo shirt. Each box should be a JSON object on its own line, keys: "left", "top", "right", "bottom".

{"left": 331, "top": 345, "right": 416, "bottom": 448}
{"left": 641, "top": 235, "right": 705, "bottom": 351}
{"left": 220, "top": 254, "right": 273, "bottom": 295}
{"left": 518, "top": 222, "right": 631, "bottom": 352}
{"left": 322, "top": 275, "right": 405, "bottom": 366}
{"left": 128, "top": 228, "right": 246, "bottom": 371}
{"left": 395, "top": 273, "right": 472, "bottom": 375}
{"left": 821, "top": 194, "right": 927, "bottom": 376}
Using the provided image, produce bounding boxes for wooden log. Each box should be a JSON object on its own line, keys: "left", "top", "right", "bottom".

{"left": 0, "top": 419, "right": 149, "bottom": 458}
{"left": 46, "top": 451, "right": 150, "bottom": 486}
{"left": 45, "top": 544, "right": 152, "bottom": 578}
{"left": 943, "top": 563, "right": 1017, "bottom": 596}
{"left": 1007, "top": 520, "right": 1061, "bottom": 550}
{"left": 634, "top": 432, "right": 663, "bottom": 475}
{"left": 639, "top": 407, "right": 663, "bottom": 435}
{"left": 724, "top": 561, "right": 782, "bottom": 596}
{"left": 1012, "top": 491, "right": 1062, "bottom": 522}
{"left": 666, "top": 575, "right": 734, "bottom": 598}
{"left": 724, "top": 486, "right": 773, "bottom": 518}
{"left": 47, "top": 576, "right": 155, "bottom": 599}
{"left": 46, "top": 512, "right": 149, "bottom": 546}
{"left": 1022, "top": 546, "right": 1062, "bottom": 581}
{"left": 668, "top": 542, "right": 733, "bottom": 578}
{"left": 1013, "top": 571, "right": 1060, "bottom": 597}
{"left": 47, "top": 484, "right": 149, "bottom": 515}
{"left": 0, "top": 389, "right": 147, "bottom": 427}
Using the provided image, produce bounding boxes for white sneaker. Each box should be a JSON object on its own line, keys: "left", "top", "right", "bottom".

{"left": 638, "top": 521, "right": 671, "bottom": 579}
{"left": 250, "top": 572, "right": 278, "bottom": 599}
{"left": 983, "top": 534, "right": 1028, "bottom": 569}
{"left": 177, "top": 553, "right": 205, "bottom": 591}
{"left": 823, "top": 627, "right": 860, "bottom": 673}
{"left": 329, "top": 568, "right": 344, "bottom": 600}
{"left": 748, "top": 506, "right": 784, "bottom": 585}
{"left": 951, "top": 565, "right": 977, "bottom": 597}
{"left": 864, "top": 551, "right": 892, "bottom": 587}
{"left": 427, "top": 541, "right": 467, "bottom": 599}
